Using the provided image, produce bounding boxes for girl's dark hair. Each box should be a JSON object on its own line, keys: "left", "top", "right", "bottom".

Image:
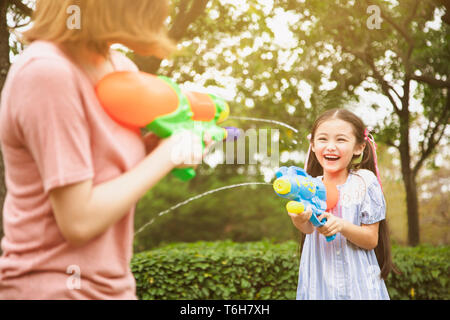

{"left": 301, "top": 108, "right": 399, "bottom": 280}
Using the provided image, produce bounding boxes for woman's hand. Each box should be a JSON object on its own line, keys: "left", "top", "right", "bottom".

{"left": 143, "top": 132, "right": 162, "bottom": 155}
{"left": 156, "top": 130, "right": 214, "bottom": 169}
{"left": 316, "top": 212, "right": 347, "bottom": 238}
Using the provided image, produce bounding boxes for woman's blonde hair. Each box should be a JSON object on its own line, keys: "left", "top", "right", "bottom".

{"left": 22, "top": 0, "right": 175, "bottom": 58}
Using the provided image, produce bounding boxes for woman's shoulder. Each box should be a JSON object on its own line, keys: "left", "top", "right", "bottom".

{"left": 8, "top": 41, "right": 76, "bottom": 83}
{"left": 16, "top": 40, "right": 72, "bottom": 65}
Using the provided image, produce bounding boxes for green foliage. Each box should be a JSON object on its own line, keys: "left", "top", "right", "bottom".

{"left": 133, "top": 171, "right": 299, "bottom": 252}
{"left": 132, "top": 240, "right": 300, "bottom": 300}
{"left": 387, "top": 244, "right": 450, "bottom": 300}
{"left": 131, "top": 240, "right": 450, "bottom": 300}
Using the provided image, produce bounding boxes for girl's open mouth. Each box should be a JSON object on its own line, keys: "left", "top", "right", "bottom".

{"left": 324, "top": 155, "right": 340, "bottom": 161}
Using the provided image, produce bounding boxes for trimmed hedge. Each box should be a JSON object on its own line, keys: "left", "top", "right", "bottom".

{"left": 131, "top": 240, "right": 449, "bottom": 300}
{"left": 387, "top": 245, "right": 449, "bottom": 299}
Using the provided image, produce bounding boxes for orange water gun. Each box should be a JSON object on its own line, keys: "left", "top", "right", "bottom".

{"left": 96, "top": 71, "right": 239, "bottom": 181}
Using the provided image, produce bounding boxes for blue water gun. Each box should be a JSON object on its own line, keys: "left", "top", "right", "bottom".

{"left": 273, "top": 166, "right": 337, "bottom": 242}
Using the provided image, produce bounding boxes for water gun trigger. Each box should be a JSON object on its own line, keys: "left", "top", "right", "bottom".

{"left": 310, "top": 211, "right": 336, "bottom": 242}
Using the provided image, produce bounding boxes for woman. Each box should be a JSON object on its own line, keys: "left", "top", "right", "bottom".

{"left": 0, "top": 0, "right": 209, "bottom": 299}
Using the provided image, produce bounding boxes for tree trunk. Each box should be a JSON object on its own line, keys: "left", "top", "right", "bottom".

{"left": 0, "top": 0, "right": 9, "bottom": 89}
{"left": 404, "top": 173, "right": 420, "bottom": 246}
{"left": 398, "top": 109, "right": 420, "bottom": 246}
{"left": 0, "top": 0, "right": 10, "bottom": 251}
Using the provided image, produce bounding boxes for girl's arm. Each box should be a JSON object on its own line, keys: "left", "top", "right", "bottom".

{"left": 50, "top": 131, "right": 209, "bottom": 247}
{"left": 340, "top": 221, "right": 379, "bottom": 250}
{"left": 317, "top": 213, "right": 379, "bottom": 250}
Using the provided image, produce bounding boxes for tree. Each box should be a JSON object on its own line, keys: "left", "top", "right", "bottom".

{"left": 0, "top": 0, "right": 9, "bottom": 243}
{"left": 0, "top": 0, "right": 33, "bottom": 245}
{"left": 133, "top": 0, "right": 210, "bottom": 73}
{"left": 0, "top": 0, "right": 31, "bottom": 87}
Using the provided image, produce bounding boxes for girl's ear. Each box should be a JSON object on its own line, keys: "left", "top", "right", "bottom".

{"left": 354, "top": 142, "right": 366, "bottom": 156}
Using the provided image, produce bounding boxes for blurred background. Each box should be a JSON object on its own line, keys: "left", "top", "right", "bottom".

{"left": 0, "top": 0, "right": 448, "bottom": 254}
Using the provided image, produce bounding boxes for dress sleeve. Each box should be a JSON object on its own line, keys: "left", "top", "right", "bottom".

{"left": 12, "top": 58, "right": 94, "bottom": 193}
{"left": 360, "top": 178, "right": 386, "bottom": 225}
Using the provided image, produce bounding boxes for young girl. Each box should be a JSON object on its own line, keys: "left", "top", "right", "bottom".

{"left": 288, "top": 108, "right": 398, "bottom": 300}
{"left": 0, "top": 0, "right": 211, "bottom": 299}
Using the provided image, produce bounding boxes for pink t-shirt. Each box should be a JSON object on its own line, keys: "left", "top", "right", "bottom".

{"left": 0, "top": 41, "right": 146, "bottom": 299}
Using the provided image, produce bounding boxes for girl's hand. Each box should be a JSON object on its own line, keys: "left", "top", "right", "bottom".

{"left": 316, "top": 212, "right": 347, "bottom": 237}
{"left": 288, "top": 205, "right": 313, "bottom": 225}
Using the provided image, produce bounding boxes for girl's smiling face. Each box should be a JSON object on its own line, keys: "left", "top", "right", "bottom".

{"left": 311, "top": 119, "right": 365, "bottom": 176}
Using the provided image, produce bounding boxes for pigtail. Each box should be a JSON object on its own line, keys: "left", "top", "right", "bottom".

{"left": 363, "top": 129, "right": 383, "bottom": 190}
{"left": 354, "top": 128, "right": 400, "bottom": 279}
{"left": 376, "top": 220, "right": 401, "bottom": 279}
{"left": 351, "top": 128, "right": 377, "bottom": 177}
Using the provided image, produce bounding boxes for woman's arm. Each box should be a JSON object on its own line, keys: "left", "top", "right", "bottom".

{"left": 50, "top": 131, "right": 209, "bottom": 247}
{"left": 316, "top": 213, "right": 379, "bottom": 250}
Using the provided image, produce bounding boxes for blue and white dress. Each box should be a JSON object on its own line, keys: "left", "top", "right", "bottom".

{"left": 296, "top": 169, "right": 390, "bottom": 300}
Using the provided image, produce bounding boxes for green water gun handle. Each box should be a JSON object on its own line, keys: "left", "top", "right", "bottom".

{"left": 172, "top": 168, "right": 197, "bottom": 181}
{"left": 148, "top": 77, "right": 234, "bottom": 181}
